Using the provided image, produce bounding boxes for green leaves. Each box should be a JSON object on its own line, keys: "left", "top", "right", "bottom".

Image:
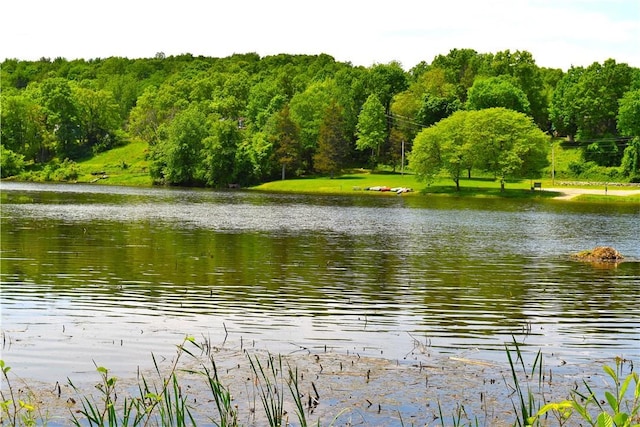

{"left": 356, "top": 94, "right": 386, "bottom": 153}
{"left": 535, "top": 359, "right": 640, "bottom": 427}
{"left": 409, "top": 108, "right": 549, "bottom": 190}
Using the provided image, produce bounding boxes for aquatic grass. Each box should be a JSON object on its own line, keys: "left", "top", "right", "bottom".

{"left": 437, "top": 401, "right": 478, "bottom": 427}
{"left": 68, "top": 336, "right": 197, "bottom": 426}
{"left": 188, "top": 346, "right": 239, "bottom": 427}
{"left": 247, "top": 353, "right": 285, "bottom": 427}
{"left": 287, "top": 365, "right": 311, "bottom": 427}
{"left": 2, "top": 338, "right": 639, "bottom": 426}
{"left": 0, "top": 360, "right": 41, "bottom": 426}
{"left": 535, "top": 357, "right": 640, "bottom": 426}
{"left": 505, "top": 338, "right": 546, "bottom": 427}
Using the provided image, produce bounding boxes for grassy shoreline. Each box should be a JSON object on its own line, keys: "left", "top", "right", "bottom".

{"left": 249, "top": 172, "right": 640, "bottom": 203}
{"left": 6, "top": 170, "right": 640, "bottom": 203}
{"left": 4, "top": 139, "right": 639, "bottom": 202}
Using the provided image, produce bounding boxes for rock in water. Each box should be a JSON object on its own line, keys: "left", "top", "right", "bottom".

{"left": 572, "top": 246, "right": 624, "bottom": 261}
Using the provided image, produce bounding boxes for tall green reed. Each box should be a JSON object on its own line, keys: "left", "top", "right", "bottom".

{"left": 505, "top": 338, "right": 545, "bottom": 427}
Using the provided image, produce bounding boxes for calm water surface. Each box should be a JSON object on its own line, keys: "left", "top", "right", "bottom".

{"left": 1, "top": 182, "right": 639, "bottom": 383}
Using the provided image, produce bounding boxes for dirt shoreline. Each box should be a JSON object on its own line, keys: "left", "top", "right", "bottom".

{"left": 6, "top": 343, "right": 632, "bottom": 427}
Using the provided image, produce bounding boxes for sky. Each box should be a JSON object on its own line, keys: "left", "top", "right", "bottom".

{"left": 2, "top": 0, "right": 639, "bottom": 71}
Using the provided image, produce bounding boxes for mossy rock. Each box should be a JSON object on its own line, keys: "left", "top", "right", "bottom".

{"left": 572, "top": 246, "right": 624, "bottom": 262}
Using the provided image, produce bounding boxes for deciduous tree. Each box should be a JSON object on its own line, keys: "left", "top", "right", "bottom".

{"left": 409, "top": 110, "right": 473, "bottom": 190}
{"left": 200, "top": 118, "right": 242, "bottom": 187}
{"left": 38, "top": 77, "right": 81, "bottom": 158}
{"left": 468, "top": 108, "right": 549, "bottom": 189}
{"left": 550, "top": 59, "right": 634, "bottom": 165}
{"left": 356, "top": 94, "right": 386, "bottom": 167}
{"left": 151, "top": 106, "right": 208, "bottom": 186}
{"left": 314, "top": 101, "right": 349, "bottom": 177}
{"left": 269, "top": 105, "right": 301, "bottom": 180}
{"left": 618, "top": 89, "right": 640, "bottom": 177}
{"left": 466, "top": 76, "right": 531, "bottom": 114}
{"left": 410, "top": 108, "right": 549, "bottom": 191}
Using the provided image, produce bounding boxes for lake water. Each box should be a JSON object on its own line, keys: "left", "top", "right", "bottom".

{"left": 1, "top": 181, "right": 639, "bottom": 386}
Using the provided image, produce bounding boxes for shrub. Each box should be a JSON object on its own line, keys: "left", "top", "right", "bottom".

{"left": 0, "top": 145, "right": 26, "bottom": 178}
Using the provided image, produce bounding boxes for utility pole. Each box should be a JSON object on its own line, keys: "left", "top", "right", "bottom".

{"left": 551, "top": 141, "right": 555, "bottom": 185}
{"left": 401, "top": 140, "right": 405, "bottom": 176}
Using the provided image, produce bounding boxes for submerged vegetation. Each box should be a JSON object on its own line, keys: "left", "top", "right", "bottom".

{"left": 1, "top": 338, "right": 638, "bottom": 426}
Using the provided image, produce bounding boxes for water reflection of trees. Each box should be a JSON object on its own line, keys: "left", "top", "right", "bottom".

{"left": 2, "top": 214, "right": 638, "bottom": 337}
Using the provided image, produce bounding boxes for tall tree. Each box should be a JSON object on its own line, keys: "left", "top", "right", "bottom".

{"left": 200, "top": 118, "right": 242, "bottom": 187}
{"left": 430, "top": 48, "right": 489, "bottom": 102}
{"left": 356, "top": 94, "right": 387, "bottom": 167}
{"left": 469, "top": 108, "right": 549, "bottom": 190}
{"left": 618, "top": 89, "right": 640, "bottom": 177}
{"left": 391, "top": 67, "right": 460, "bottom": 145}
{"left": 410, "top": 108, "right": 548, "bottom": 191}
{"left": 366, "top": 62, "right": 408, "bottom": 114}
{"left": 289, "top": 79, "right": 337, "bottom": 171}
{"left": 0, "top": 94, "right": 52, "bottom": 162}
{"left": 151, "top": 106, "right": 208, "bottom": 186}
{"left": 128, "top": 85, "right": 182, "bottom": 145}
{"left": 73, "top": 86, "right": 122, "bottom": 154}
{"left": 417, "top": 94, "right": 461, "bottom": 127}
{"left": 269, "top": 105, "right": 301, "bottom": 180}
{"left": 489, "top": 50, "right": 547, "bottom": 128}
{"left": 245, "top": 79, "right": 287, "bottom": 130}
{"left": 550, "top": 59, "right": 634, "bottom": 165}
{"left": 314, "top": 101, "right": 349, "bottom": 177}
{"left": 466, "top": 76, "right": 531, "bottom": 114}
{"left": 38, "top": 77, "right": 81, "bottom": 158}
{"left": 409, "top": 110, "right": 474, "bottom": 190}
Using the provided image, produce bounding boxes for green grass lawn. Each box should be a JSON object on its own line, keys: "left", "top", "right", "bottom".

{"left": 251, "top": 171, "right": 557, "bottom": 199}
{"left": 572, "top": 193, "right": 640, "bottom": 203}
{"left": 25, "top": 139, "right": 636, "bottom": 203}
{"left": 76, "top": 141, "right": 152, "bottom": 186}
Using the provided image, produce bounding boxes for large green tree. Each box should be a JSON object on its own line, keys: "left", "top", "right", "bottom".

{"left": 314, "top": 101, "right": 349, "bottom": 177}
{"left": 469, "top": 108, "right": 549, "bottom": 189}
{"left": 466, "top": 76, "right": 531, "bottom": 114}
{"left": 390, "top": 67, "right": 460, "bottom": 147}
{"left": 410, "top": 108, "right": 549, "bottom": 191}
{"left": 550, "top": 59, "right": 634, "bottom": 165}
{"left": 409, "top": 111, "right": 473, "bottom": 190}
{"left": 151, "top": 106, "right": 208, "bottom": 186}
{"left": 38, "top": 77, "right": 81, "bottom": 158}
{"left": 417, "top": 94, "right": 461, "bottom": 127}
{"left": 0, "top": 93, "right": 52, "bottom": 162}
{"left": 200, "top": 118, "right": 242, "bottom": 187}
{"left": 269, "top": 104, "right": 301, "bottom": 180}
{"left": 430, "top": 48, "right": 490, "bottom": 102}
{"left": 618, "top": 89, "right": 640, "bottom": 177}
{"left": 489, "top": 50, "right": 547, "bottom": 128}
{"left": 128, "top": 85, "right": 182, "bottom": 145}
{"left": 73, "top": 86, "right": 122, "bottom": 154}
{"left": 289, "top": 79, "right": 337, "bottom": 171}
{"left": 356, "top": 94, "right": 387, "bottom": 167}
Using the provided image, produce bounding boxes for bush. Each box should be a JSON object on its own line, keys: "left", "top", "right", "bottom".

{"left": 42, "top": 158, "right": 79, "bottom": 182}
{"left": 567, "top": 161, "right": 623, "bottom": 181}
{"left": 0, "top": 144, "right": 26, "bottom": 178}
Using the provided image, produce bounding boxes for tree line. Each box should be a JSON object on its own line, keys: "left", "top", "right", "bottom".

{"left": 2, "top": 49, "right": 639, "bottom": 184}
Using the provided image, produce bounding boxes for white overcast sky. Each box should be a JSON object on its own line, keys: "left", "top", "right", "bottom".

{"left": 2, "top": 0, "right": 638, "bottom": 70}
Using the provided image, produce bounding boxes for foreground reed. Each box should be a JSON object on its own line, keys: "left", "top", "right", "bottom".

{"left": 1, "top": 337, "right": 638, "bottom": 426}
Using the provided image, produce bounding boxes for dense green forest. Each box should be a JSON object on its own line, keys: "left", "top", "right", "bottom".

{"left": 2, "top": 49, "right": 639, "bottom": 186}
